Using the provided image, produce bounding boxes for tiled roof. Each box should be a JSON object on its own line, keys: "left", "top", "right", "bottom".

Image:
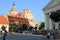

{"left": 0, "top": 16, "right": 9, "bottom": 24}
{"left": 15, "top": 13, "right": 21, "bottom": 17}
{"left": 7, "top": 13, "right": 22, "bottom": 17}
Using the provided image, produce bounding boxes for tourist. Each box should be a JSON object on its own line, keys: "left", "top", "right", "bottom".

{"left": 3, "top": 30, "right": 7, "bottom": 40}
{"left": 46, "top": 32, "right": 51, "bottom": 39}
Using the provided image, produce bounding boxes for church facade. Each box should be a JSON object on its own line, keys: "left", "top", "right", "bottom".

{"left": 43, "top": 0, "right": 60, "bottom": 30}
{"left": 0, "top": 4, "right": 39, "bottom": 32}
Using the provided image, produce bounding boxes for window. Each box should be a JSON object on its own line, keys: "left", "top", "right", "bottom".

{"left": 9, "top": 20, "right": 14, "bottom": 22}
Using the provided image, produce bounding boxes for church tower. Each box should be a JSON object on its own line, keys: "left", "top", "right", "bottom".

{"left": 22, "top": 9, "right": 34, "bottom": 21}
{"left": 7, "top": 4, "right": 18, "bottom": 16}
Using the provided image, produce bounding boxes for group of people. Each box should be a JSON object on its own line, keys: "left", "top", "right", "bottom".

{"left": 46, "top": 31, "right": 57, "bottom": 39}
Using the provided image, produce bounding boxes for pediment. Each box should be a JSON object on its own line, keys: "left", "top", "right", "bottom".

{"left": 43, "top": 0, "right": 60, "bottom": 11}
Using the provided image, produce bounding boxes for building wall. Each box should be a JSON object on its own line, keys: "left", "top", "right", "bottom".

{"left": 29, "top": 20, "right": 36, "bottom": 27}
{"left": 6, "top": 4, "right": 38, "bottom": 30}
{"left": 21, "top": 9, "right": 38, "bottom": 28}
{"left": 0, "top": 24, "right": 9, "bottom": 32}
{"left": 43, "top": 0, "right": 60, "bottom": 30}
{"left": 7, "top": 15, "right": 29, "bottom": 28}
{"left": 22, "top": 10, "right": 34, "bottom": 21}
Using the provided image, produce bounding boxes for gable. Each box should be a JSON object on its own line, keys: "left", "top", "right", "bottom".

{"left": 43, "top": 0, "right": 59, "bottom": 11}
{"left": 0, "top": 16, "right": 9, "bottom": 24}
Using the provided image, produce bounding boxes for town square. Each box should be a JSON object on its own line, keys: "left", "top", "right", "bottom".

{"left": 0, "top": 0, "right": 60, "bottom": 40}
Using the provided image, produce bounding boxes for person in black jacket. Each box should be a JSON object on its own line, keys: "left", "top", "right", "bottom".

{"left": 3, "top": 30, "right": 7, "bottom": 40}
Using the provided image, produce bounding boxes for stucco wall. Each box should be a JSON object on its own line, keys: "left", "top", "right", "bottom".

{"left": 0, "top": 24, "right": 9, "bottom": 32}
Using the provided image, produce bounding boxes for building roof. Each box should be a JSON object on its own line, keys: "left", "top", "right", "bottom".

{"left": 23, "top": 9, "right": 32, "bottom": 14}
{"left": 15, "top": 13, "right": 21, "bottom": 17}
{"left": 7, "top": 13, "right": 21, "bottom": 18}
{"left": 43, "top": 0, "right": 60, "bottom": 11}
{"left": 7, "top": 4, "right": 18, "bottom": 16}
{"left": 10, "top": 3, "right": 18, "bottom": 12}
{"left": 0, "top": 16, "right": 9, "bottom": 24}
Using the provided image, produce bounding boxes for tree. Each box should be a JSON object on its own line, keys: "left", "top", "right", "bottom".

{"left": 1, "top": 25, "right": 6, "bottom": 30}
{"left": 10, "top": 24, "right": 18, "bottom": 32}
{"left": 22, "top": 24, "right": 27, "bottom": 31}
{"left": 35, "top": 27, "right": 37, "bottom": 30}
{"left": 39, "top": 22, "right": 45, "bottom": 30}
{"left": 12, "top": 26, "right": 18, "bottom": 32}
{"left": 49, "top": 10, "right": 60, "bottom": 30}
{"left": 29, "top": 26, "right": 33, "bottom": 31}
{"left": 50, "top": 10, "right": 60, "bottom": 22}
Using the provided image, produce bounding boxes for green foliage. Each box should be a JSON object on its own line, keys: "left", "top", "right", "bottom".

{"left": 35, "top": 27, "right": 37, "bottom": 30}
{"left": 50, "top": 10, "right": 60, "bottom": 22}
{"left": 10, "top": 24, "right": 18, "bottom": 32}
{"left": 29, "top": 26, "right": 33, "bottom": 30}
{"left": 39, "top": 22, "right": 45, "bottom": 30}
{"left": 1, "top": 25, "right": 6, "bottom": 30}
{"left": 13, "top": 26, "right": 17, "bottom": 32}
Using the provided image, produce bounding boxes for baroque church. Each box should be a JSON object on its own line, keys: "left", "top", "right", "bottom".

{"left": 0, "top": 4, "right": 39, "bottom": 32}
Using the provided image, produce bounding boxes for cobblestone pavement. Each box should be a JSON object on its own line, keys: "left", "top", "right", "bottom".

{"left": 0, "top": 33, "right": 46, "bottom": 40}
{"left": 0, "top": 33, "right": 60, "bottom": 40}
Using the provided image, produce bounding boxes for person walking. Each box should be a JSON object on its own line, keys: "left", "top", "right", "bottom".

{"left": 3, "top": 30, "right": 7, "bottom": 40}
{"left": 46, "top": 32, "right": 51, "bottom": 40}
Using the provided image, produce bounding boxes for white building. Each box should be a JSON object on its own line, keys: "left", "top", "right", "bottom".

{"left": 43, "top": 0, "right": 60, "bottom": 30}
{"left": 22, "top": 9, "right": 38, "bottom": 27}
{"left": 22, "top": 9, "right": 34, "bottom": 21}
{"left": 0, "top": 16, "right": 9, "bottom": 32}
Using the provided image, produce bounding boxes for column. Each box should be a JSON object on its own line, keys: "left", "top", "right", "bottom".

{"left": 55, "top": 23, "right": 58, "bottom": 29}
{"left": 49, "top": 13, "right": 53, "bottom": 30}
{"left": 45, "top": 14, "right": 47, "bottom": 30}
{"left": 45, "top": 13, "right": 49, "bottom": 30}
{"left": 49, "top": 19, "right": 52, "bottom": 30}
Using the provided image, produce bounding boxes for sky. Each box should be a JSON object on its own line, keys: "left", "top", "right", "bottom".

{"left": 0, "top": 0, "right": 50, "bottom": 22}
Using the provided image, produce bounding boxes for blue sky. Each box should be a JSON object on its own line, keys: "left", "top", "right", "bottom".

{"left": 0, "top": 0, "right": 50, "bottom": 22}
